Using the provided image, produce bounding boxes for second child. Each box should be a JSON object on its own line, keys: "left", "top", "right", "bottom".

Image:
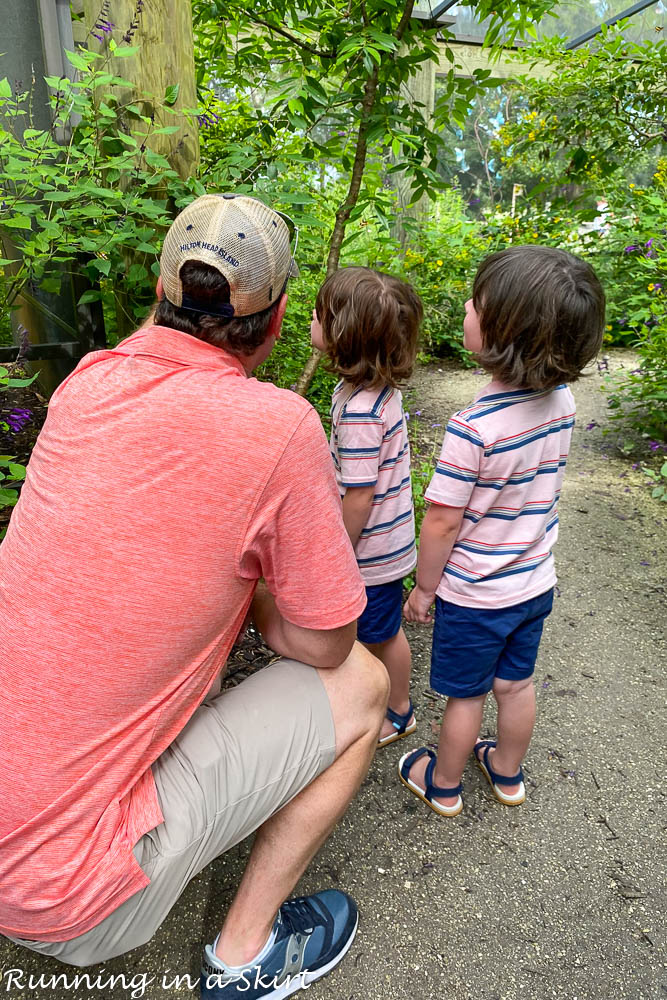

{"left": 402, "top": 245, "right": 605, "bottom": 815}
{"left": 312, "top": 267, "right": 423, "bottom": 746}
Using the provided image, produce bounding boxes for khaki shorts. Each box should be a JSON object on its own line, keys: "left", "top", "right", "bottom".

{"left": 10, "top": 659, "right": 335, "bottom": 966}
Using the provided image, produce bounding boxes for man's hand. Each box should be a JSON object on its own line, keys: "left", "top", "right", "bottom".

{"left": 403, "top": 585, "right": 436, "bottom": 625}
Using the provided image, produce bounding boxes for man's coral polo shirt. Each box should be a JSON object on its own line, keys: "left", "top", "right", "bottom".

{"left": 0, "top": 325, "right": 366, "bottom": 942}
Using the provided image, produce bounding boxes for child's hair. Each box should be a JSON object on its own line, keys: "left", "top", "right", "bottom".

{"left": 472, "top": 245, "right": 605, "bottom": 390}
{"left": 315, "top": 266, "right": 423, "bottom": 388}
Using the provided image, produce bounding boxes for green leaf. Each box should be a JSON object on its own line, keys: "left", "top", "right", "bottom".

{"left": 78, "top": 289, "right": 103, "bottom": 305}
{"left": 2, "top": 215, "right": 32, "bottom": 230}
{"left": 113, "top": 45, "right": 141, "bottom": 58}
{"left": 64, "top": 48, "right": 92, "bottom": 72}
{"left": 0, "top": 488, "right": 19, "bottom": 507}
{"left": 127, "top": 263, "right": 147, "bottom": 283}
{"left": 91, "top": 257, "right": 111, "bottom": 276}
{"left": 40, "top": 276, "right": 63, "bottom": 294}
{"left": 8, "top": 463, "right": 25, "bottom": 480}
{"left": 0, "top": 78, "right": 11, "bottom": 98}
{"left": 164, "top": 84, "right": 180, "bottom": 106}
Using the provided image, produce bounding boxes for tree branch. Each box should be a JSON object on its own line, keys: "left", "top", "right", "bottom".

{"left": 247, "top": 15, "right": 336, "bottom": 60}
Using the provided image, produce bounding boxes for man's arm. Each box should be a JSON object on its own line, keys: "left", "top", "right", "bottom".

{"left": 341, "top": 485, "right": 376, "bottom": 548}
{"left": 403, "top": 502, "right": 465, "bottom": 625}
{"left": 252, "top": 582, "right": 357, "bottom": 670}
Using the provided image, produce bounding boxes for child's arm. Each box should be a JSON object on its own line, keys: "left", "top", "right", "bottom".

{"left": 341, "top": 485, "right": 376, "bottom": 548}
{"left": 404, "top": 502, "right": 465, "bottom": 625}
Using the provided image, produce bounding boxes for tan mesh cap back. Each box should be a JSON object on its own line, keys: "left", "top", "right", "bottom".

{"left": 160, "top": 194, "right": 298, "bottom": 318}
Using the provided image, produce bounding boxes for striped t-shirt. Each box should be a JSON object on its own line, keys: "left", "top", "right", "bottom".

{"left": 330, "top": 381, "right": 417, "bottom": 586}
{"left": 425, "top": 380, "right": 575, "bottom": 609}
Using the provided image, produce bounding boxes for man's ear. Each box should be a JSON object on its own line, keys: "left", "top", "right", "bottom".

{"left": 156, "top": 276, "right": 164, "bottom": 300}
{"left": 268, "top": 293, "right": 288, "bottom": 341}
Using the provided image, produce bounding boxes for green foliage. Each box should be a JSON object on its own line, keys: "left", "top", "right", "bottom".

{"left": 399, "top": 190, "right": 493, "bottom": 361}
{"left": 0, "top": 47, "right": 203, "bottom": 337}
{"left": 484, "top": 31, "right": 667, "bottom": 441}
{"left": 0, "top": 362, "right": 35, "bottom": 515}
{"left": 0, "top": 454, "right": 26, "bottom": 511}
{"left": 191, "top": 0, "right": 561, "bottom": 279}
{"left": 501, "top": 31, "right": 667, "bottom": 185}
{"left": 642, "top": 460, "right": 667, "bottom": 502}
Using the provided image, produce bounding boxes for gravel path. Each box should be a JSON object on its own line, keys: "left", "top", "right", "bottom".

{"left": 1, "top": 351, "right": 665, "bottom": 1000}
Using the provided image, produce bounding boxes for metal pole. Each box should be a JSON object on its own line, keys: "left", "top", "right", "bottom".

{"left": 565, "top": 0, "right": 660, "bottom": 50}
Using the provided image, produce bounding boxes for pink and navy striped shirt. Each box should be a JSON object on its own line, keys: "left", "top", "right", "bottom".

{"left": 425, "top": 380, "right": 575, "bottom": 608}
{"left": 330, "top": 381, "right": 417, "bottom": 586}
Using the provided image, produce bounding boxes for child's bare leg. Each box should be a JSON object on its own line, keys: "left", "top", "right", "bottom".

{"left": 406, "top": 693, "right": 486, "bottom": 807}
{"left": 364, "top": 626, "right": 413, "bottom": 740}
{"left": 486, "top": 676, "right": 535, "bottom": 794}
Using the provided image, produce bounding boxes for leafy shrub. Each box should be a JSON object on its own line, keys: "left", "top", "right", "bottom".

{"left": 398, "top": 190, "right": 491, "bottom": 361}
{"left": 0, "top": 49, "right": 203, "bottom": 341}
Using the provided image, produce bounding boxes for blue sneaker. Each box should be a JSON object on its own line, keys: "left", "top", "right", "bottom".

{"left": 200, "top": 890, "right": 358, "bottom": 999}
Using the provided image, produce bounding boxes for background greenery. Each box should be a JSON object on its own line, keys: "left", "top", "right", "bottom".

{"left": 0, "top": 9, "right": 665, "bottom": 460}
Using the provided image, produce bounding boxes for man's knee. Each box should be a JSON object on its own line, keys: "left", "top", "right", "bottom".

{"left": 493, "top": 675, "right": 533, "bottom": 699}
{"left": 348, "top": 641, "right": 390, "bottom": 710}
{"left": 319, "top": 642, "right": 389, "bottom": 752}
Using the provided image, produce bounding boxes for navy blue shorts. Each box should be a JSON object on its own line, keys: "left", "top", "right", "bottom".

{"left": 430, "top": 587, "right": 554, "bottom": 699}
{"left": 357, "top": 578, "right": 404, "bottom": 645}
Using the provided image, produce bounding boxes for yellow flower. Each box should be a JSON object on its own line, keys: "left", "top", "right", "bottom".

{"left": 528, "top": 131, "right": 536, "bottom": 141}
{"left": 436, "top": 259, "right": 443, "bottom": 267}
{"left": 532, "top": 232, "right": 538, "bottom": 238}
{"left": 629, "top": 183, "right": 635, "bottom": 189}
{"left": 648, "top": 283, "right": 655, "bottom": 291}
{"left": 605, "top": 324, "right": 612, "bottom": 331}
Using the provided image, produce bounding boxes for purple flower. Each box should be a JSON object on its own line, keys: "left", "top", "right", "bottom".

{"left": 415, "top": 410, "right": 422, "bottom": 416}
{"left": 632, "top": 462, "right": 640, "bottom": 470}
{"left": 585, "top": 420, "right": 597, "bottom": 430}
{"left": 431, "top": 423, "right": 442, "bottom": 428}
{"left": 5, "top": 406, "right": 32, "bottom": 433}
{"left": 640, "top": 560, "right": 650, "bottom": 566}
{"left": 649, "top": 441, "right": 660, "bottom": 451}
{"left": 624, "top": 245, "right": 639, "bottom": 253}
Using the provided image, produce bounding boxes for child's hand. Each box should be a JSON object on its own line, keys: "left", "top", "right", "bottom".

{"left": 403, "top": 586, "right": 435, "bottom": 625}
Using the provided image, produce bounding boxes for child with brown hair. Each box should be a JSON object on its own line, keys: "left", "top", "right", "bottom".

{"left": 401, "top": 245, "right": 605, "bottom": 816}
{"left": 312, "top": 266, "right": 423, "bottom": 746}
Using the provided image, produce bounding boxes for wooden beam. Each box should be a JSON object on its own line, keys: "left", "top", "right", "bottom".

{"left": 79, "top": 0, "right": 199, "bottom": 180}
{"left": 437, "top": 41, "right": 552, "bottom": 79}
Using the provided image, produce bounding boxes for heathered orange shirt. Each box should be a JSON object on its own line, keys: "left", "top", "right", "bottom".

{"left": 0, "top": 325, "right": 366, "bottom": 942}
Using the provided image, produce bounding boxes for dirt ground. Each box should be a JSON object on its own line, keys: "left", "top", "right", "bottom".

{"left": 1, "top": 351, "right": 665, "bottom": 1000}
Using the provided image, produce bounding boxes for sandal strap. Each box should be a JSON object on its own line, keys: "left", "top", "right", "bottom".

{"left": 482, "top": 744, "right": 524, "bottom": 787}
{"left": 386, "top": 701, "right": 414, "bottom": 734}
{"left": 424, "top": 757, "right": 463, "bottom": 801}
{"left": 399, "top": 746, "right": 433, "bottom": 782}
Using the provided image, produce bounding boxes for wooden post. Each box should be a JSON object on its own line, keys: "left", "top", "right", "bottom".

{"left": 77, "top": 0, "right": 199, "bottom": 180}
{"left": 74, "top": 0, "right": 199, "bottom": 339}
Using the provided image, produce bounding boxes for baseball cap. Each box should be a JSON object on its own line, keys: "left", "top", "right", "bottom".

{"left": 160, "top": 193, "right": 299, "bottom": 319}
